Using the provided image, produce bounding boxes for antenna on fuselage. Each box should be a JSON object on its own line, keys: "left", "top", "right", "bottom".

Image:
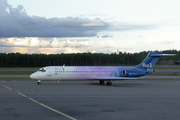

{"left": 62, "top": 64, "right": 65, "bottom": 71}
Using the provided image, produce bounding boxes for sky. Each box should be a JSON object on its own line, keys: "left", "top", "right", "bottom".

{"left": 0, "top": 0, "right": 180, "bottom": 54}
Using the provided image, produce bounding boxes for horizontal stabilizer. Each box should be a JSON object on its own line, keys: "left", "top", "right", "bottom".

{"left": 150, "top": 54, "right": 176, "bottom": 57}
{"left": 92, "top": 77, "right": 138, "bottom": 80}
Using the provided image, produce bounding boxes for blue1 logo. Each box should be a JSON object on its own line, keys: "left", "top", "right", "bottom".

{"left": 142, "top": 63, "right": 152, "bottom": 68}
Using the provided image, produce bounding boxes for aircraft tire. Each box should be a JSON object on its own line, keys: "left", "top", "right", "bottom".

{"left": 100, "top": 81, "right": 104, "bottom": 85}
{"left": 37, "top": 82, "right": 41, "bottom": 85}
{"left": 107, "top": 81, "right": 112, "bottom": 86}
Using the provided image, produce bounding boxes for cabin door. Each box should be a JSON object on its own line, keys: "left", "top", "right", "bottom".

{"left": 47, "top": 68, "right": 52, "bottom": 77}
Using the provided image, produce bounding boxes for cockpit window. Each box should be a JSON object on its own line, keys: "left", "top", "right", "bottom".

{"left": 38, "top": 68, "right": 46, "bottom": 72}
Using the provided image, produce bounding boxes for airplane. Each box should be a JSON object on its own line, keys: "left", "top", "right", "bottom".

{"left": 30, "top": 52, "right": 175, "bottom": 85}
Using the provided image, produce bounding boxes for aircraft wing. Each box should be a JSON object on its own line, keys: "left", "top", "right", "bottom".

{"left": 91, "top": 77, "right": 138, "bottom": 80}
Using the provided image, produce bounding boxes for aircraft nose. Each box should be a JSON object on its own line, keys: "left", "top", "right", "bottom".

{"left": 30, "top": 73, "right": 38, "bottom": 79}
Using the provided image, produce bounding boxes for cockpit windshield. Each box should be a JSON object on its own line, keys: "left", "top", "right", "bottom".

{"left": 38, "top": 68, "right": 46, "bottom": 72}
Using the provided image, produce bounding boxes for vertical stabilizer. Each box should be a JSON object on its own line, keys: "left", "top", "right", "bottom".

{"left": 136, "top": 52, "right": 175, "bottom": 70}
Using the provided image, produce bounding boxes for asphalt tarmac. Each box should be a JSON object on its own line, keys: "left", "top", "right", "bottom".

{"left": 1, "top": 78, "right": 180, "bottom": 120}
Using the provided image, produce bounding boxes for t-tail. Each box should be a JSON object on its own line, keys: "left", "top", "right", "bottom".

{"left": 135, "top": 52, "right": 175, "bottom": 75}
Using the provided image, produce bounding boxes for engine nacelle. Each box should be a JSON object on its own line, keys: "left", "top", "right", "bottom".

{"left": 122, "top": 70, "right": 126, "bottom": 77}
{"left": 122, "top": 69, "right": 146, "bottom": 77}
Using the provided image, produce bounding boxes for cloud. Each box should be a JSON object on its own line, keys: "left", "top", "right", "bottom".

{"left": 0, "top": 37, "right": 50, "bottom": 47}
{"left": 0, "top": 37, "right": 92, "bottom": 54}
{"left": 0, "top": 0, "right": 162, "bottom": 54}
{"left": 101, "top": 34, "right": 113, "bottom": 38}
{"left": 51, "top": 38, "right": 91, "bottom": 48}
{"left": 0, "top": 37, "right": 91, "bottom": 48}
{"left": 0, "top": 0, "right": 109, "bottom": 38}
{"left": 161, "top": 40, "right": 175, "bottom": 44}
{"left": 0, "top": 0, "right": 157, "bottom": 38}
{"left": 109, "top": 21, "right": 156, "bottom": 31}
{"left": 0, "top": 0, "right": 8, "bottom": 16}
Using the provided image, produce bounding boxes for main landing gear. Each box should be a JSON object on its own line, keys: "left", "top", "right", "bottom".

{"left": 107, "top": 81, "right": 112, "bottom": 86}
{"left": 99, "top": 81, "right": 112, "bottom": 86}
{"left": 37, "top": 80, "right": 41, "bottom": 85}
{"left": 100, "top": 81, "right": 104, "bottom": 85}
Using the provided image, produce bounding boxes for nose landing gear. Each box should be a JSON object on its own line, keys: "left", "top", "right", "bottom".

{"left": 37, "top": 80, "right": 41, "bottom": 85}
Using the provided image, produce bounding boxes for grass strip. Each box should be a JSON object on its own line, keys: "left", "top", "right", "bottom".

{"left": 0, "top": 67, "right": 39, "bottom": 69}
{"left": 148, "top": 73, "right": 180, "bottom": 76}
{"left": 0, "top": 71, "right": 33, "bottom": 75}
{"left": 0, "top": 78, "right": 30, "bottom": 79}
{"left": 154, "top": 66, "right": 180, "bottom": 70}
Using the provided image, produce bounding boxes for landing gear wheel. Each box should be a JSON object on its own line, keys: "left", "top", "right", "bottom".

{"left": 107, "top": 81, "right": 112, "bottom": 86}
{"left": 37, "top": 80, "right": 41, "bottom": 85}
{"left": 37, "top": 82, "right": 41, "bottom": 85}
{"left": 100, "top": 81, "right": 104, "bottom": 85}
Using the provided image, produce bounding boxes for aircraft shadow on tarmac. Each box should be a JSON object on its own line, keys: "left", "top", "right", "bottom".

{"left": 36, "top": 81, "right": 146, "bottom": 88}
{"left": 89, "top": 82, "right": 146, "bottom": 88}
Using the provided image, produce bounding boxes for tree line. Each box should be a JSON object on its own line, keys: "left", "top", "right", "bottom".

{"left": 0, "top": 50, "right": 179, "bottom": 67}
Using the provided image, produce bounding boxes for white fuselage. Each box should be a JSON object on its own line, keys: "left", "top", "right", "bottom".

{"left": 30, "top": 66, "right": 133, "bottom": 81}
